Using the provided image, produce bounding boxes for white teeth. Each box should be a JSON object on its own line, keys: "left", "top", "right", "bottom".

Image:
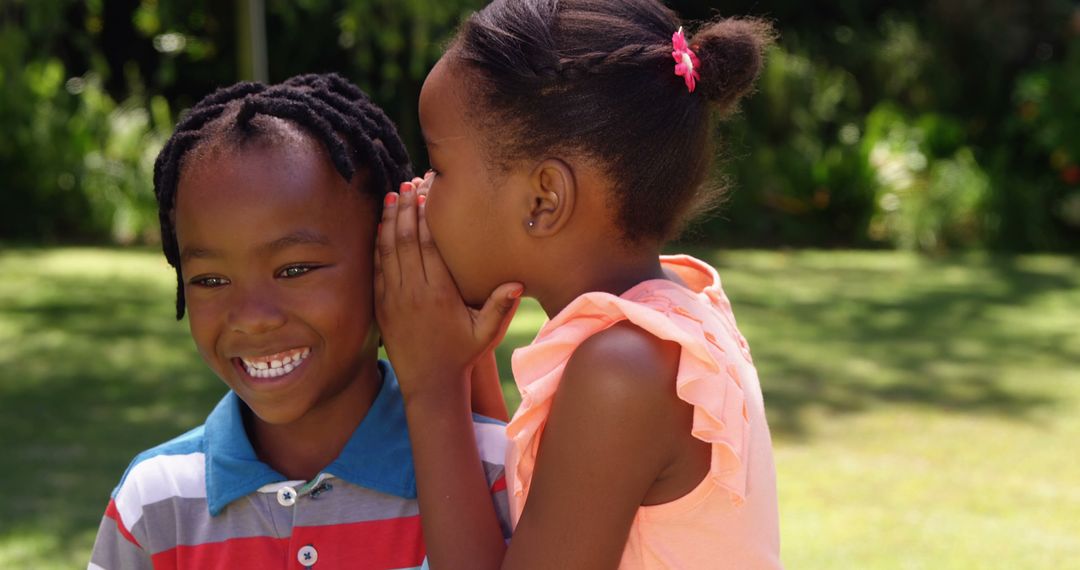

{"left": 241, "top": 348, "right": 310, "bottom": 379}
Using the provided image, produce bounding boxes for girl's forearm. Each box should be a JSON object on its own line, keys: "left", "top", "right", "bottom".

{"left": 470, "top": 352, "right": 510, "bottom": 422}
{"left": 403, "top": 376, "right": 507, "bottom": 570}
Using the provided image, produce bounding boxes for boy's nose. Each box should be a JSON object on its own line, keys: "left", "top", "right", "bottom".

{"left": 227, "top": 291, "right": 287, "bottom": 335}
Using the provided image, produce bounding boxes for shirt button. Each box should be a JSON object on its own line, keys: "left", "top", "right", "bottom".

{"left": 297, "top": 544, "right": 318, "bottom": 566}
{"left": 277, "top": 486, "right": 297, "bottom": 507}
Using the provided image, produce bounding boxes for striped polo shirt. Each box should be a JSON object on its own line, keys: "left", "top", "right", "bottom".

{"left": 89, "top": 360, "right": 510, "bottom": 569}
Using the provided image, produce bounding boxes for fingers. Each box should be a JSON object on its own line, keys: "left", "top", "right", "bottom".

{"left": 417, "top": 193, "right": 454, "bottom": 288}
{"left": 417, "top": 169, "right": 436, "bottom": 195}
{"left": 474, "top": 282, "right": 524, "bottom": 347}
{"left": 394, "top": 181, "right": 427, "bottom": 284}
{"left": 378, "top": 191, "right": 402, "bottom": 289}
{"left": 373, "top": 221, "right": 385, "bottom": 301}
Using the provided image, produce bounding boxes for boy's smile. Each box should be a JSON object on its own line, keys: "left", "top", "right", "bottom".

{"left": 237, "top": 346, "right": 311, "bottom": 379}
{"left": 173, "top": 126, "right": 382, "bottom": 436}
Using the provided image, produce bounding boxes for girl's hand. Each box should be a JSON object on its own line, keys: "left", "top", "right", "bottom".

{"left": 374, "top": 179, "right": 522, "bottom": 406}
{"left": 374, "top": 178, "right": 514, "bottom": 569}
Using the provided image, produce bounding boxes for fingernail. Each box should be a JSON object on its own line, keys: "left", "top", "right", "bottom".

{"left": 399, "top": 182, "right": 410, "bottom": 192}
{"left": 509, "top": 286, "right": 524, "bottom": 299}
{"left": 417, "top": 195, "right": 426, "bottom": 206}
{"left": 385, "top": 193, "right": 398, "bottom": 206}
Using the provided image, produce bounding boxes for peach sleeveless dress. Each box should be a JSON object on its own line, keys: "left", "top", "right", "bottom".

{"left": 506, "top": 255, "right": 781, "bottom": 569}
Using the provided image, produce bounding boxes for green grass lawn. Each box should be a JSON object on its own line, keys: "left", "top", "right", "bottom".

{"left": 2, "top": 247, "right": 1077, "bottom": 568}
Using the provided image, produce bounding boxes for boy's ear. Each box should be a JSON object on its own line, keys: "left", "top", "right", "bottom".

{"left": 524, "top": 158, "right": 575, "bottom": 237}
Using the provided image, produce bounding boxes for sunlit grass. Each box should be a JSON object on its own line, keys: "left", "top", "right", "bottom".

{"left": 2, "top": 246, "right": 1077, "bottom": 567}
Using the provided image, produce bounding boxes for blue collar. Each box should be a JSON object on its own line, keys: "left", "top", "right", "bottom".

{"left": 203, "top": 360, "right": 416, "bottom": 516}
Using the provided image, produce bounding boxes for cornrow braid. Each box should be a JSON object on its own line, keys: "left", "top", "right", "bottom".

{"left": 535, "top": 45, "right": 666, "bottom": 81}
{"left": 153, "top": 73, "right": 413, "bottom": 320}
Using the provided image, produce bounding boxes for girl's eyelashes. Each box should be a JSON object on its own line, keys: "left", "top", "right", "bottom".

{"left": 189, "top": 275, "right": 230, "bottom": 288}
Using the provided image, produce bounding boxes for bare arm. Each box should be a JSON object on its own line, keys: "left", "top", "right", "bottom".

{"left": 375, "top": 182, "right": 516, "bottom": 569}
{"left": 403, "top": 378, "right": 508, "bottom": 567}
{"left": 503, "top": 322, "right": 687, "bottom": 569}
{"left": 471, "top": 350, "right": 510, "bottom": 422}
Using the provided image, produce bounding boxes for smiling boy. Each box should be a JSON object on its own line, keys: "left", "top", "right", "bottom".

{"left": 88, "top": 74, "right": 510, "bottom": 570}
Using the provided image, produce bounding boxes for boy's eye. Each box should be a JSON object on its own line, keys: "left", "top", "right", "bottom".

{"left": 279, "top": 265, "right": 315, "bottom": 278}
{"left": 190, "top": 276, "right": 229, "bottom": 288}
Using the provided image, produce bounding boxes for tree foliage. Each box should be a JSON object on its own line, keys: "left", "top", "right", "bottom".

{"left": 1, "top": 0, "right": 1077, "bottom": 250}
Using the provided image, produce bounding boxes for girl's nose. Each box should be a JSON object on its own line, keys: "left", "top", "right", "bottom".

{"left": 227, "top": 290, "right": 287, "bottom": 335}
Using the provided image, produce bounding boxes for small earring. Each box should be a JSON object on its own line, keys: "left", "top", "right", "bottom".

{"left": 527, "top": 220, "right": 536, "bottom": 228}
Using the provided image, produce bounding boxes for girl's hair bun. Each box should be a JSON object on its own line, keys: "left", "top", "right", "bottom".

{"left": 690, "top": 18, "right": 776, "bottom": 111}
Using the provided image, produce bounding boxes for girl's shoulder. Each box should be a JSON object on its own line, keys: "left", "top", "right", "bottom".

{"left": 524, "top": 254, "right": 746, "bottom": 370}
{"left": 561, "top": 319, "right": 684, "bottom": 411}
{"left": 511, "top": 253, "right": 756, "bottom": 503}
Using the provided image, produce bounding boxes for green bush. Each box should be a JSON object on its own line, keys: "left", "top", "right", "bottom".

{"left": 695, "top": 45, "right": 877, "bottom": 248}
{"left": 3, "top": 1, "right": 1078, "bottom": 251}
{"left": 998, "top": 38, "right": 1080, "bottom": 249}
{"left": 863, "top": 105, "right": 991, "bottom": 251}
{"left": 0, "top": 23, "right": 169, "bottom": 243}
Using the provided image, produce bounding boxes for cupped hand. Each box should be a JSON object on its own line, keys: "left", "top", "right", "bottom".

{"left": 374, "top": 179, "right": 522, "bottom": 405}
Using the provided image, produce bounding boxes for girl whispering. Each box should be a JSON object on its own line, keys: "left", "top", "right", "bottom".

{"left": 376, "top": 1, "right": 781, "bottom": 567}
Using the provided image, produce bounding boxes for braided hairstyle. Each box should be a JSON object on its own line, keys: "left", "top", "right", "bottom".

{"left": 449, "top": 0, "right": 775, "bottom": 242}
{"left": 153, "top": 72, "right": 413, "bottom": 320}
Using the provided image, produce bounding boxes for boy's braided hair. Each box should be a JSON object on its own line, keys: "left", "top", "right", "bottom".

{"left": 153, "top": 73, "right": 413, "bottom": 320}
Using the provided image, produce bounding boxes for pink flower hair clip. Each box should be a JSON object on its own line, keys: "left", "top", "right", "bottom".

{"left": 671, "top": 26, "right": 700, "bottom": 93}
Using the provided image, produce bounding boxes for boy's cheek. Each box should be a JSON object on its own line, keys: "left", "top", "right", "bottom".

{"left": 184, "top": 303, "right": 224, "bottom": 363}
{"left": 185, "top": 317, "right": 213, "bottom": 358}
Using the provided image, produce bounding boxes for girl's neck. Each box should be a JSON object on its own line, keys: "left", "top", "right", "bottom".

{"left": 534, "top": 248, "right": 669, "bottom": 318}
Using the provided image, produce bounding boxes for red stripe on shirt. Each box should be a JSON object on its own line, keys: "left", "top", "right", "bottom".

{"left": 150, "top": 515, "right": 425, "bottom": 570}
{"left": 490, "top": 474, "right": 507, "bottom": 494}
{"left": 105, "top": 498, "right": 142, "bottom": 548}
{"left": 292, "top": 515, "right": 426, "bottom": 568}
{"left": 151, "top": 535, "right": 288, "bottom": 570}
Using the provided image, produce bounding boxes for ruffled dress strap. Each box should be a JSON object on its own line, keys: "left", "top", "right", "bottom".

{"left": 506, "top": 255, "right": 755, "bottom": 522}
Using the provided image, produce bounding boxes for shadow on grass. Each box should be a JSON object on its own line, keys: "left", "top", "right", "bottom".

{"left": 698, "top": 250, "right": 1080, "bottom": 439}
{"left": 1, "top": 270, "right": 225, "bottom": 561}
{"left": 3, "top": 248, "right": 1078, "bottom": 562}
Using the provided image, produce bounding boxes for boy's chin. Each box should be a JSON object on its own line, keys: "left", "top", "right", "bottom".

{"left": 241, "top": 398, "right": 313, "bottom": 427}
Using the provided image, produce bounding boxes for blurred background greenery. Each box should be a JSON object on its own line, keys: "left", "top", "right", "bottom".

{"left": 3, "top": 0, "right": 1080, "bottom": 251}
{"left": 2, "top": 0, "right": 1079, "bottom": 568}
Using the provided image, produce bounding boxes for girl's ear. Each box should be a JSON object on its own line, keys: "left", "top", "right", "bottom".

{"left": 524, "top": 158, "right": 576, "bottom": 237}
